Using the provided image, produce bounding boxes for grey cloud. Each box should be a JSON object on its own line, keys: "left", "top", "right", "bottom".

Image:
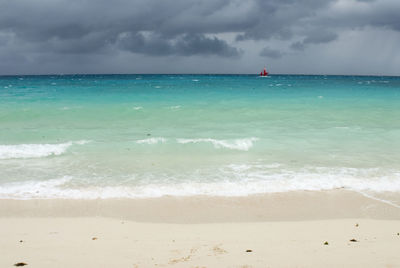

{"left": 313, "top": 0, "right": 400, "bottom": 32}
{"left": 0, "top": 0, "right": 396, "bottom": 53}
{"left": 48, "top": 32, "right": 117, "bottom": 54}
{"left": 0, "top": 0, "right": 247, "bottom": 58}
{"left": 236, "top": 0, "right": 337, "bottom": 41}
{"left": 119, "top": 32, "right": 241, "bottom": 57}
{"left": 304, "top": 32, "right": 338, "bottom": 44}
{"left": 175, "top": 34, "right": 241, "bottom": 57}
{"left": 290, "top": 41, "right": 305, "bottom": 51}
{"left": 0, "top": 0, "right": 400, "bottom": 74}
{"left": 290, "top": 31, "right": 338, "bottom": 50}
{"left": 259, "top": 47, "right": 284, "bottom": 59}
{"left": 118, "top": 33, "right": 174, "bottom": 56}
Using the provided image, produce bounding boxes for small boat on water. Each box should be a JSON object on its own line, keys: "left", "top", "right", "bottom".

{"left": 260, "top": 67, "right": 268, "bottom": 76}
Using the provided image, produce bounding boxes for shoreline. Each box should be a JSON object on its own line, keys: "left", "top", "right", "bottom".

{"left": 1, "top": 189, "right": 399, "bottom": 222}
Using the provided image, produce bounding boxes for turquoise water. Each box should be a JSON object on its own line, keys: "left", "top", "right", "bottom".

{"left": 0, "top": 74, "right": 399, "bottom": 198}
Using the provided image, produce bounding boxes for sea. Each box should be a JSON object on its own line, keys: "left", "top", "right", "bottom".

{"left": 0, "top": 74, "right": 399, "bottom": 200}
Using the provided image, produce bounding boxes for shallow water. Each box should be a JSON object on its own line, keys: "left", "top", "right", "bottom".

{"left": 0, "top": 74, "right": 399, "bottom": 198}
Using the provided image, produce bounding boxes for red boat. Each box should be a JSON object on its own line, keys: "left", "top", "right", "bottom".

{"left": 260, "top": 67, "right": 268, "bottom": 76}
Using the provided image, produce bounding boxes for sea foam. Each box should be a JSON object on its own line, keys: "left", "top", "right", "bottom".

{"left": 1, "top": 169, "right": 400, "bottom": 199}
{"left": 176, "top": 138, "right": 258, "bottom": 151}
{"left": 136, "top": 137, "right": 167, "bottom": 144}
{"left": 0, "top": 140, "right": 89, "bottom": 160}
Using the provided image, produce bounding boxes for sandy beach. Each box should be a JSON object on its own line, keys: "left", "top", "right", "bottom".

{"left": 1, "top": 190, "right": 400, "bottom": 268}
{"left": 2, "top": 0, "right": 400, "bottom": 265}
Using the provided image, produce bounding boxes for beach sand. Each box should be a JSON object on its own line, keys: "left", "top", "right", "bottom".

{"left": 1, "top": 190, "right": 400, "bottom": 267}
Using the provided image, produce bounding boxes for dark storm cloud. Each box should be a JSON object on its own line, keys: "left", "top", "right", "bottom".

{"left": 119, "top": 32, "right": 241, "bottom": 57}
{"left": 235, "top": 0, "right": 337, "bottom": 41}
{"left": 174, "top": 34, "right": 241, "bottom": 57}
{"left": 259, "top": 47, "right": 284, "bottom": 59}
{"left": 0, "top": 0, "right": 400, "bottom": 74}
{"left": 314, "top": 0, "right": 400, "bottom": 32}
{"left": 290, "top": 41, "right": 305, "bottom": 51}
{"left": 290, "top": 31, "right": 338, "bottom": 50}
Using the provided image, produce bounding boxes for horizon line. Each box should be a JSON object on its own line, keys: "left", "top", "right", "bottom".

{"left": 1, "top": 73, "right": 399, "bottom": 78}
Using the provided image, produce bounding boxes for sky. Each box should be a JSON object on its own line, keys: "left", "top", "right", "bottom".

{"left": 0, "top": 0, "right": 400, "bottom": 75}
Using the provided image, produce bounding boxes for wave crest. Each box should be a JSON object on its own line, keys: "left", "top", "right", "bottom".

{"left": 1, "top": 172, "right": 400, "bottom": 199}
{"left": 0, "top": 140, "right": 90, "bottom": 160}
{"left": 136, "top": 137, "right": 167, "bottom": 144}
{"left": 0, "top": 165, "right": 400, "bottom": 199}
{"left": 176, "top": 138, "right": 258, "bottom": 151}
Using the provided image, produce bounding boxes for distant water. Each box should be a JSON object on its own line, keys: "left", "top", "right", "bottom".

{"left": 0, "top": 74, "right": 399, "bottom": 199}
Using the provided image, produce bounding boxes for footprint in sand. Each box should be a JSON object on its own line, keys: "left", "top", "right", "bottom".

{"left": 168, "top": 255, "right": 191, "bottom": 264}
{"left": 212, "top": 244, "right": 227, "bottom": 255}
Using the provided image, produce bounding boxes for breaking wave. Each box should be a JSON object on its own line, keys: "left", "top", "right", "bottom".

{"left": 0, "top": 140, "right": 90, "bottom": 160}
{"left": 134, "top": 137, "right": 258, "bottom": 151}
{"left": 176, "top": 138, "right": 258, "bottom": 151}
{"left": 1, "top": 165, "right": 399, "bottom": 199}
{"left": 136, "top": 137, "right": 167, "bottom": 144}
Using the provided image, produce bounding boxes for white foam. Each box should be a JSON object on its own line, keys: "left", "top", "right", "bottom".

{"left": 357, "top": 191, "right": 400, "bottom": 209}
{"left": 1, "top": 172, "right": 400, "bottom": 199}
{"left": 176, "top": 138, "right": 258, "bottom": 151}
{"left": 0, "top": 140, "right": 90, "bottom": 160}
{"left": 0, "top": 177, "right": 73, "bottom": 199}
{"left": 1, "top": 159, "right": 400, "bottom": 199}
{"left": 133, "top": 106, "right": 143, "bottom": 110}
{"left": 226, "top": 164, "right": 253, "bottom": 172}
{"left": 169, "top": 105, "right": 181, "bottom": 109}
{"left": 74, "top": 140, "right": 90, "bottom": 145}
{"left": 136, "top": 137, "right": 167, "bottom": 144}
{"left": 1, "top": 165, "right": 400, "bottom": 199}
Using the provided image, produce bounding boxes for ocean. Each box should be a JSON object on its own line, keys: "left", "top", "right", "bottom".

{"left": 0, "top": 74, "right": 399, "bottom": 199}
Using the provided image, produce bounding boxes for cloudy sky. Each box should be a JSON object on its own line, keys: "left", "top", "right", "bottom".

{"left": 1, "top": 0, "right": 400, "bottom": 75}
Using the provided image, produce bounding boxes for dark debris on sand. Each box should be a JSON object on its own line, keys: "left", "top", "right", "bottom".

{"left": 14, "top": 263, "right": 27, "bottom": 267}
{"left": 246, "top": 249, "right": 253, "bottom": 252}
{"left": 349, "top": 239, "right": 358, "bottom": 242}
